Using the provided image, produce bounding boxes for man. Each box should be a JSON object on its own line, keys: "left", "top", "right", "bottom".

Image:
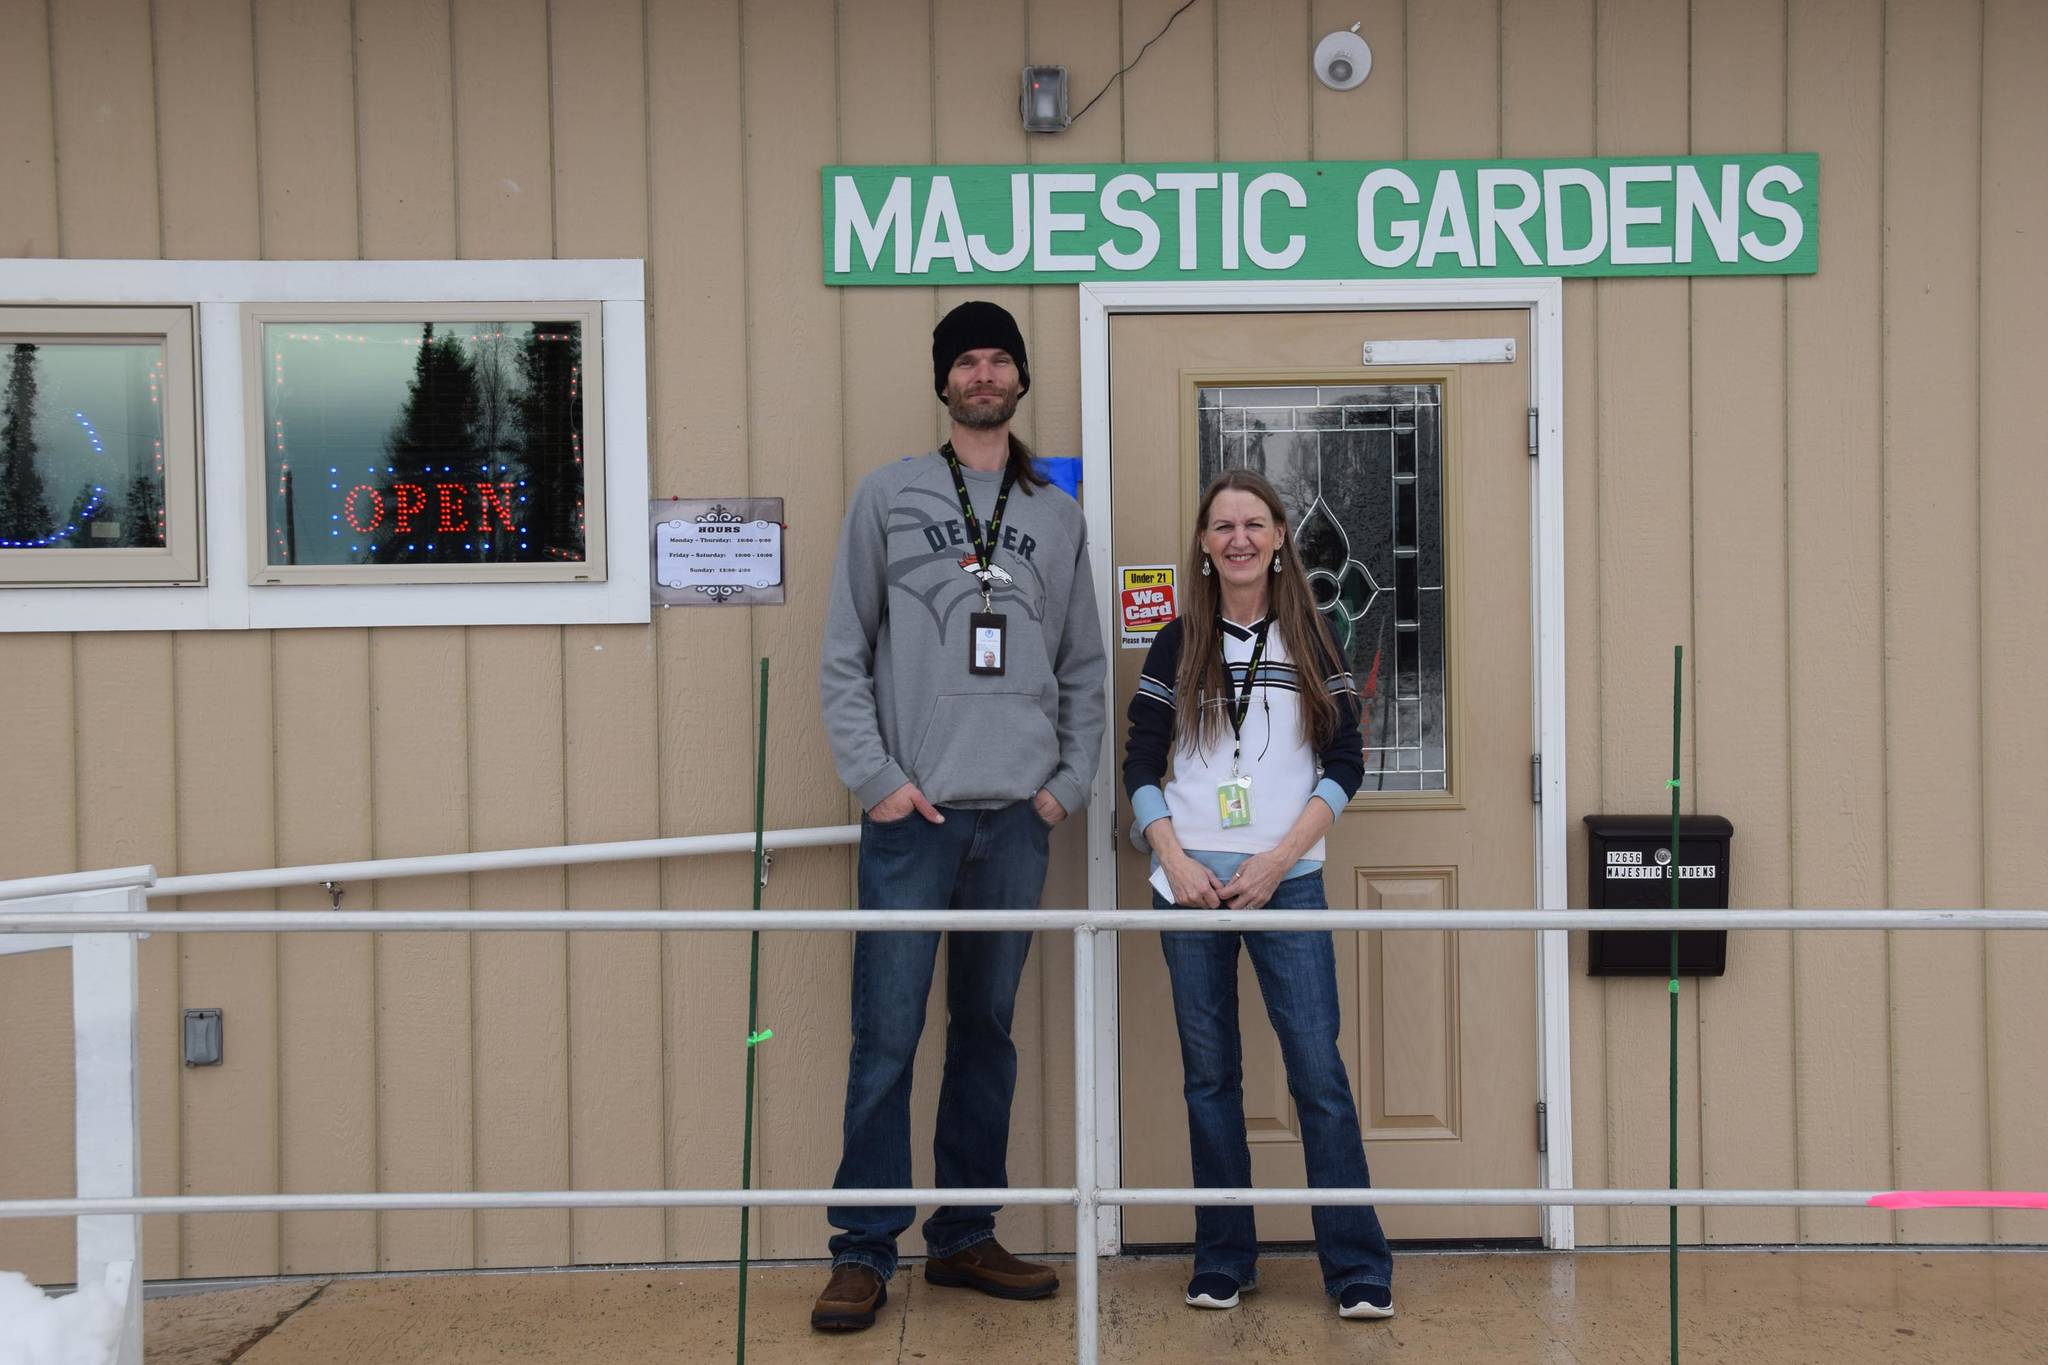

{"left": 812, "top": 301, "right": 1106, "bottom": 1332}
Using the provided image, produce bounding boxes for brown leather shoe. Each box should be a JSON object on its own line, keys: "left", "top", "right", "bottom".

{"left": 923, "top": 1239, "right": 1060, "bottom": 1300}
{"left": 810, "top": 1263, "right": 887, "bottom": 1331}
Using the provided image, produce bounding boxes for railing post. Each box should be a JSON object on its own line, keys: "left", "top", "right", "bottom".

{"left": 1072, "top": 925, "right": 1098, "bottom": 1365}
{"left": 72, "top": 884, "right": 144, "bottom": 1365}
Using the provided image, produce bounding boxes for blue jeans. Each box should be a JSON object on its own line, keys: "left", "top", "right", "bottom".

{"left": 828, "top": 799, "right": 1052, "bottom": 1279}
{"left": 1155, "top": 870, "right": 1393, "bottom": 1297}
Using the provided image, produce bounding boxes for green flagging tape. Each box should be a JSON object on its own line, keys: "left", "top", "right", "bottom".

{"left": 737, "top": 657, "right": 771, "bottom": 1365}
{"left": 1666, "top": 778, "right": 1681, "bottom": 789}
{"left": 1668, "top": 980, "right": 1679, "bottom": 994}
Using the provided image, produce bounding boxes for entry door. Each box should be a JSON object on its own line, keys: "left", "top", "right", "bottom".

{"left": 1112, "top": 310, "right": 1540, "bottom": 1243}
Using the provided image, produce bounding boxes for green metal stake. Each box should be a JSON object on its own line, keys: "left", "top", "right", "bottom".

{"left": 1668, "top": 644, "right": 1683, "bottom": 1365}
{"left": 736, "top": 657, "right": 770, "bottom": 1365}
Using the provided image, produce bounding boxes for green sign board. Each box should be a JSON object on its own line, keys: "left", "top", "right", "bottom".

{"left": 823, "top": 156, "right": 1818, "bottom": 286}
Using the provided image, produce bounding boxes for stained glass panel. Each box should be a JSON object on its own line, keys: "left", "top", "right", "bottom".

{"left": 1198, "top": 382, "right": 1448, "bottom": 793}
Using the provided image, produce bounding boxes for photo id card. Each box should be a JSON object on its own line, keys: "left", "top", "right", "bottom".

{"left": 1217, "top": 774, "right": 1254, "bottom": 829}
{"left": 969, "top": 612, "right": 1007, "bottom": 675}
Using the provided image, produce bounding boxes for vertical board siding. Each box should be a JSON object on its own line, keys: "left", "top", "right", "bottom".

{"left": 72, "top": 635, "right": 183, "bottom": 1275}
{"left": 452, "top": 0, "right": 575, "bottom": 1271}
{"left": 546, "top": 0, "right": 661, "bottom": 1275}
{"left": 171, "top": 634, "right": 282, "bottom": 1277}
{"left": 0, "top": 637, "right": 79, "bottom": 1281}
{"left": 368, "top": 629, "right": 475, "bottom": 1270}
{"left": 450, "top": 0, "right": 556, "bottom": 261}
{"left": 0, "top": 0, "right": 59, "bottom": 257}
{"left": 1593, "top": 0, "right": 1704, "bottom": 1248}
{"left": 467, "top": 628, "right": 570, "bottom": 1269}
{"left": 3, "top": 0, "right": 2041, "bottom": 1283}
{"left": 740, "top": 0, "right": 849, "bottom": 1260}
{"left": 1500, "top": 0, "right": 1603, "bottom": 1245}
{"left": 1979, "top": 0, "right": 2048, "bottom": 1248}
{"left": 156, "top": 0, "right": 275, "bottom": 1278}
{"left": 1025, "top": 0, "right": 1126, "bottom": 1253}
{"left": 47, "top": 0, "right": 161, "bottom": 259}
{"left": 354, "top": 0, "right": 478, "bottom": 1274}
{"left": 355, "top": 0, "right": 460, "bottom": 261}
{"left": 251, "top": 0, "right": 361, "bottom": 260}
{"left": 1879, "top": 0, "right": 1989, "bottom": 1247}
{"left": 272, "top": 631, "right": 379, "bottom": 1273}
{"left": 1688, "top": 0, "right": 1798, "bottom": 1246}
{"left": 153, "top": 0, "right": 263, "bottom": 261}
{"left": 644, "top": 0, "right": 755, "bottom": 1265}
{"left": 1785, "top": 0, "right": 1893, "bottom": 1245}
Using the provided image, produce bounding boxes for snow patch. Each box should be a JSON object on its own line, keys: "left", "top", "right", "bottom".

{"left": 0, "top": 1271, "right": 122, "bottom": 1365}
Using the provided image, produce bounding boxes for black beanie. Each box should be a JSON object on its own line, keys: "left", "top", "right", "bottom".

{"left": 932, "top": 301, "right": 1030, "bottom": 400}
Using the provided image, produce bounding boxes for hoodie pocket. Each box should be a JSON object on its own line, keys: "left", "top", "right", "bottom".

{"left": 910, "top": 691, "right": 1058, "bottom": 805}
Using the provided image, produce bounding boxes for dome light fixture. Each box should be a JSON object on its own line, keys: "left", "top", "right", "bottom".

{"left": 1314, "top": 23, "right": 1373, "bottom": 92}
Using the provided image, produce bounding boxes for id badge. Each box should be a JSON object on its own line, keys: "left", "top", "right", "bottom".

{"left": 969, "top": 612, "right": 1007, "bottom": 675}
{"left": 1217, "top": 774, "right": 1254, "bottom": 828}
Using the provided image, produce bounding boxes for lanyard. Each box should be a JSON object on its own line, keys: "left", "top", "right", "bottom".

{"left": 941, "top": 443, "right": 1016, "bottom": 610}
{"left": 1222, "top": 616, "right": 1272, "bottom": 773}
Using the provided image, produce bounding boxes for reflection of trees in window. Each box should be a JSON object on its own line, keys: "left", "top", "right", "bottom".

{"left": 516, "top": 323, "right": 584, "bottom": 561}
{"left": 0, "top": 343, "right": 52, "bottom": 541}
{"left": 119, "top": 470, "right": 164, "bottom": 547}
{"left": 359, "top": 322, "right": 582, "bottom": 566}
{"left": 372, "top": 323, "right": 486, "bottom": 564}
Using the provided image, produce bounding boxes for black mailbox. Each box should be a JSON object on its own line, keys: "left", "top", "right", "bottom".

{"left": 1584, "top": 814, "right": 1734, "bottom": 976}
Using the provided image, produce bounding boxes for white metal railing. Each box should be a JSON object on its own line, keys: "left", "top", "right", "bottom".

{"left": 143, "top": 824, "right": 862, "bottom": 900}
{"left": 2, "top": 866, "right": 2045, "bottom": 1365}
{"left": 0, "top": 877, "right": 148, "bottom": 1365}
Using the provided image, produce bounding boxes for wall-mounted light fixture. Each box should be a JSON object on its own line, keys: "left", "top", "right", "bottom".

{"left": 1020, "top": 65, "right": 1070, "bottom": 132}
{"left": 1313, "top": 23, "right": 1373, "bottom": 91}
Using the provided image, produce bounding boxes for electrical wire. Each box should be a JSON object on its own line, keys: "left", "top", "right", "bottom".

{"left": 1068, "top": 0, "right": 1205, "bottom": 125}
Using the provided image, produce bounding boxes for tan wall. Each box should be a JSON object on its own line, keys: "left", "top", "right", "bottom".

{"left": 1, "top": 0, "right": 2043, "bottom": 1281}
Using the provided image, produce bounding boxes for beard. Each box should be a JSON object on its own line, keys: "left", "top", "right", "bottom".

{"left": 946, "top": 382, "right": 1021, "bottom": 430}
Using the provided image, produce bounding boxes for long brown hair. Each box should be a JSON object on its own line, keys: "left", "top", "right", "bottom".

{"left": 1173, "top": 469, "right": 1344, "bottom": 755}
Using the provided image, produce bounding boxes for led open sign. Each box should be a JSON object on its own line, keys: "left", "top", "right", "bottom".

{"left": 259, "top": 318, "right": 588, "bottom": 572}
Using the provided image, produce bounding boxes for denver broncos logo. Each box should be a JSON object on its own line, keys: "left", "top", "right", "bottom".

{"left": 961, "top": 557, "right": 1015, "bottom": 585}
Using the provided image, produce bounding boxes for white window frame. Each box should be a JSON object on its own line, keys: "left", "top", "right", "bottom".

{"left": 0, "top": 259, "right": 647, "bottom": 632}
{"left": 0, "top": 305, "right": 203, "bottom": 586}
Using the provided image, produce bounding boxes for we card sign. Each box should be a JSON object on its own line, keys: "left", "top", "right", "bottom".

{"left": 1120, "top": 564, "right": 1178, "bottom": 649}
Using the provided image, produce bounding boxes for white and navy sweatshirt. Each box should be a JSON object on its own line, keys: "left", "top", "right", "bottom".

{"left": 1122, "top": 615, "right": 1365, "bottom": 877}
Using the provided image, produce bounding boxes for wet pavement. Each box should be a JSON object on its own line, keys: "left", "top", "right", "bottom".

{"left": 143, "top": 1249, "right": 2048, "bottom": 1363}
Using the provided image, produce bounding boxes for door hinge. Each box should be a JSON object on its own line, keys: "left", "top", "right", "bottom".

{"left": 1536, "top": 1100, "right": 1549, "bottom": 1153}
{"left": 1527, "top": 407, "right": 1540, "bottom": 456}
{"left": 1530, "top": 753, "right": 1543, "bottom": 804}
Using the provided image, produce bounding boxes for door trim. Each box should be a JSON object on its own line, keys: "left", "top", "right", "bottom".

{"left": 1077, "top": 278, "right": 1574, "bottom": 1251}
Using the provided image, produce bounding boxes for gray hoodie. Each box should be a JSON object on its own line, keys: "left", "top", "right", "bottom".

{"left": 820, "top": 452, "right": 1105, "bottom": 815}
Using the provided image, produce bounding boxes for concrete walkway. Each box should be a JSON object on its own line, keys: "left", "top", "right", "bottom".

{"left": 144, "top": 1250, "right": 2048, "bottom": 1363}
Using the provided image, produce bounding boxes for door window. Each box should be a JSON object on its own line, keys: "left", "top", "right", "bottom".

{"left": 1197, "top": 382, "right": 1447, "bottom": 792}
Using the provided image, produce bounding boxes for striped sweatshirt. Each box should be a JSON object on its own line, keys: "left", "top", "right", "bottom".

{"left": 1122, "top": 615, "right": 1365, "bottom": 871}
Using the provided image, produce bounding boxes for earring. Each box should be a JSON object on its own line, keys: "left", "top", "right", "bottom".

{"left": 1271, "top": 552, "right": 1282, "bottom": 575}
{"left": 1201, "top": 556, "right": 1211, "bottom": 576}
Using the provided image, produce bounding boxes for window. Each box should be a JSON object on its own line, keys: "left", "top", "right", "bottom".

{"left": 0, "top": 258, "right": 646, "bottom": 631}
{"left": 0, "top": 307, "right": 202, "bottom": 585}
{"left": 244, "top": 304, "right": 606, "bottom": 585}
{"left": 1198, "top": 381, "right": 1448, "bottom": 793}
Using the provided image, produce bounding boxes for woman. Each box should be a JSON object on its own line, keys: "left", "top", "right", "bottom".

{"left": 1122, "top": 468, "right": 1394, "bottom": 1321}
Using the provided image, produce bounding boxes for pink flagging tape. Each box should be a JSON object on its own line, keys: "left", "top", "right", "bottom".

{"left": 1869, "top": 1190, "right": 2048, "bottom": 1210}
